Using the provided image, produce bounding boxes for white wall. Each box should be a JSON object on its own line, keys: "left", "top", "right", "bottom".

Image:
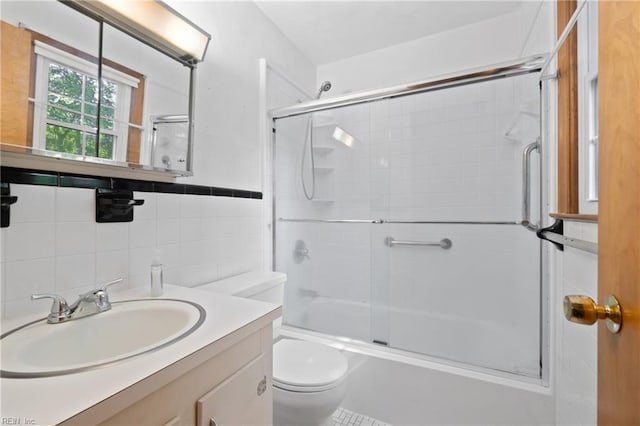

{"left": 167, "top": 0, "right": 316, "bottom": 190}
{"left": 554, "top": 222, "right": 598, "bottom": 426}
{"left": 317, "top": 1, "right": 554, "bottom": 94}
{"left": 0, "top": 0, "right": 315, "bottom": 320}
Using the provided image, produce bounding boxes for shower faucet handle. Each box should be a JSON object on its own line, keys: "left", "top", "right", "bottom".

{"left": 294, "top": 240, "right": 311, "bottom": 263}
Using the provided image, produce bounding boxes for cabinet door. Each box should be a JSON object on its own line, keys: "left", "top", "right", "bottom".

{"left": 197, "top": 355, "right": 270, "bottom": 426}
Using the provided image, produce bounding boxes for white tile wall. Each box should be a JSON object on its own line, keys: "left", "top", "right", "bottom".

{"left": 275, "top": 73, "right": 540, "bottom": 223}
{"left": 0, "top": 184, "right": 263, "bottom": 320}
{"left": 555, "top": 221, "right": 598, "bottom": 426}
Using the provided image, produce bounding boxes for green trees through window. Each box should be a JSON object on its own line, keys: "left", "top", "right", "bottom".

{"left": 44, "top": 63, "right": 117, "bottom": 159}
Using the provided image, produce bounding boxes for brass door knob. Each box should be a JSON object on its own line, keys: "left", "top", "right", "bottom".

{"left": 563, "top": 294, "right": 622, "bottom": 334}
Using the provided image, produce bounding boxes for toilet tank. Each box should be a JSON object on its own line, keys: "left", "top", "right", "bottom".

{"left": 196, "top": 271, "right": 287, "bottom": 305}
{"left": 197, "top": 271, "right": 287, "bottom": 336}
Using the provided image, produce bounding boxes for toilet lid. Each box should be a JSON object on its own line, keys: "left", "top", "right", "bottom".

{"left": 273, "top": 340, "right": 348, "bottom": 392}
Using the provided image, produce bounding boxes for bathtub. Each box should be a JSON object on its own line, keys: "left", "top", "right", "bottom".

{"left": 281, "top": 296, "right": 553, "bottom": 425}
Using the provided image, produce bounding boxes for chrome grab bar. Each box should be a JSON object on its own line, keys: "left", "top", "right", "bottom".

{"left": 522, "top": 138, "right": 540, "bottom": 232}
{"left": 384, "top": 220, "right": 519, "bottom": 225}
{"left": 278, "top": 218, "right": 519, "bottom": 225}
{"left": 384, "top": 237, "right": 452, "bottom": 249}
{"left": 278, "top": 218, "right": 383, "bottom": 224}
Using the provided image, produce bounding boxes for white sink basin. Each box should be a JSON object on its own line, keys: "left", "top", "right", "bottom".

{"left": 1, "top": 299, "right": 205, "bottom": 378}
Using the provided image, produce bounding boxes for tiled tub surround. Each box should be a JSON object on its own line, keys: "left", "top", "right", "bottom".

{"left": 275, "top": 73, "right": 541, "bottom": 222}
{"left": 0, "top": 183, "right": 263, "bottom": 321}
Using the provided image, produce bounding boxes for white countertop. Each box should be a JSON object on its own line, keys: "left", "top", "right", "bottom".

{"left": 0, "top": 284, "right": 281, "bottom": 425}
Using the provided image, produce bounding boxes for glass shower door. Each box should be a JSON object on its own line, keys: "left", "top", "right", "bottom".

{"left": 275, "top": 102, "right": 375, "bottom": 343}
{"left": 274, "top": 71, "right": 542, "bottom": 378}
{"left": 369, "top": 73, "right": 542, "bottom": 377}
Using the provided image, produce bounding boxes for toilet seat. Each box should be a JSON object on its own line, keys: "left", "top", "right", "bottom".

{"left": 273, "top": 340, "right": 348, "bottom": 393}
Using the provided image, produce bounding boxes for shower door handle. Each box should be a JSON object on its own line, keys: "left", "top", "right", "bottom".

{"left": 522, "top": 139, "right": 540, "bottom": 232}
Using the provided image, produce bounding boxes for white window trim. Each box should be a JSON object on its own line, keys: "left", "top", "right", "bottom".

{"left": 577, "top": 0, "right": 598, "bottom": 214}
{"left": 33, "top": 41, "right": 139, "bottom": 88}
{"left": 32, "top": 40, "right": 138, "bottom": 163}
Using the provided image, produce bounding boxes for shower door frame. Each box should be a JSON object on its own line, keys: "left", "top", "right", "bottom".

{"left": 269, "top": 54, "right": 550, "bottom": 384}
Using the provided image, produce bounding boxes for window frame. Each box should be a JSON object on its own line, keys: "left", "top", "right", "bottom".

{"left": 17, "top": 28, "right": 147, "bottom": 165}
{"left": 555, "top": 0, "right": 598, "bottom": 221}
{"left": 577, "top": 0, "right": 599, "bottom": 214}
{"left": 31, "top": 40, "right": 137, "bottom": 162}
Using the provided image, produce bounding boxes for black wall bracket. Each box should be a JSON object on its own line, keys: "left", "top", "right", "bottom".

{"left": 536, "top": 218, "right": 565, "bottom": 251}
{"left": 1, "top": 183, "right": 18, "bottom": 228}
{"left": 96, "top": 188, "right": 144, "bottom": 223}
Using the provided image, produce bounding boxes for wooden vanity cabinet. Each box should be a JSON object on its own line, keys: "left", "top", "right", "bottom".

{"left": 62, "top": 323, "right": 273, "bottom": 426}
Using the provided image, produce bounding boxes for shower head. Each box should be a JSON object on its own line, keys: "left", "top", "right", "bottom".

{"left": 316, "top": 81, "right": 332, "bottom": 99}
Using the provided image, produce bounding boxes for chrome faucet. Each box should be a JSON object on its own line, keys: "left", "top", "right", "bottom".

{"left": 31, "top": 279, "right": 123, "bottom": 324}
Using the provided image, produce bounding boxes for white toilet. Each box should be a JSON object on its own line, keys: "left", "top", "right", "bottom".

{"left": 197, "top": 271, "right": 348, "bottom": 426}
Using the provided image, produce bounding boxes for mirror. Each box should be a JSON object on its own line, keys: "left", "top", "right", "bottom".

{"left": 0, "top": 0, "right": 200, "bottom": 176}
{"left": 102, "top": 22, "right": 191, "bottom": 172}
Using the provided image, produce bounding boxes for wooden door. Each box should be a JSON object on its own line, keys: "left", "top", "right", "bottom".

{"left": 598, "top": 1, "right": 640, "bottom": 424}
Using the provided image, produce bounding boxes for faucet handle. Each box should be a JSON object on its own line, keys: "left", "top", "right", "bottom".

{"left": 93, "top": 278, "right": 123, "bottom": 310}
{"left": 31, "top": 293, "right": 71, "bottom": 323}
{"left": 98, "top": 278, "right": 123, "bottom": 292}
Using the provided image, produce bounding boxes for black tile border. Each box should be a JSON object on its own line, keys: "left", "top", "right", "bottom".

{"left": 0, "top": 167, "right": 59, "bottom": 186}
{"left": 112, "top": 178, "right": 154, "bottom": 193}
{"left": 154, "top": 182, "right": 186, "bottom": 194}
{"left": 212, "top": 187, "right": 233, "bottom": 197}
{"left": 0, "top": 167, "right": 262, "bottom": 200}
{"left": 60, "top": 174, "right": 111, "bottom": 189}
{"left": 185, "top": 184, "right": 211, "bottom": 196}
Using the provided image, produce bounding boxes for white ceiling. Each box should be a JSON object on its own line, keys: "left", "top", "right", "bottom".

{"left": 254, "top": 1, "right": 523, "bottom": 65}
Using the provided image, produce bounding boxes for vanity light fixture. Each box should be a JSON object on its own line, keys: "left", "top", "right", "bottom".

{"left": 62, "top": 0, "right": 211, "bottom": 65}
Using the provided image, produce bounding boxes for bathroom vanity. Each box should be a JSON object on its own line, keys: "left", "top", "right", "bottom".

{"left": 0, "top": 285, "right": 281, "bottom": 425}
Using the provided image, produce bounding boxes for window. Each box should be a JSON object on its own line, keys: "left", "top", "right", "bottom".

{"left": 555, "top": 0, "right": 598, "bottom": 219}
{"left": 586, "top": 75, "right": 598, "bottom": 202}
{"left": 31, "top": 41, "right": 139, "bottom": 162}
{"left": 577, "top": 0, "right": 598, "bottom": 214}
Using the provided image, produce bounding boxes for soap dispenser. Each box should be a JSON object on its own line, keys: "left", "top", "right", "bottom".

{"left": 150, "top": 248, "right": 163, "bottom": 297}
